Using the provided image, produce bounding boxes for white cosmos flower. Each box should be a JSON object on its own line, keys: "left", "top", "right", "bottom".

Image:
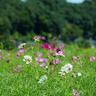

{"left": 23, "top": 55, "right": 32, "bottom": 64}
{"left": 78, "top": 72, "right": 82, "bottom": 76}
{"left": 61, "top": 63, "right": 73, "bottom": 73}
{"left": 45, "top": 66, "right": 49, "bottom": 69}
{"left": 38, "top": 75, "right": 47, "bottom": 84}
{"left": 59, "top": 72, "right": 65, "bottom": 76}
{"left": 33, "top": 36, "right": 40, "bottom": 42}
{"left": 40, "top": 75, "right": 47, "bottom": 80}
{"left": 18, "top": 43, "right": 26, "bottom": 49}
{"left": 38, "top": 79, "right": 44, "bottom": 84}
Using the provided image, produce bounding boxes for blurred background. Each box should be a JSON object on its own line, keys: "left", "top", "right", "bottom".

{"left": 0, "top": 0, "right": 96, "bottom": 49}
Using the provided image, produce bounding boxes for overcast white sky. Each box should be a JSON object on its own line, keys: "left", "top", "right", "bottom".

{"left": 67, "top": 0, "right": 84, "bottom": 3}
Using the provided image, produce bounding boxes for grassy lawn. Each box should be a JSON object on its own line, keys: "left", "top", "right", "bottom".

{"left": 0, "top": 43, "right": 96, "bottom": 96}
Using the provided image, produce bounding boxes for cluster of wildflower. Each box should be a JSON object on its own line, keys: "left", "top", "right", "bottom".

{"left": 13, "top": 65, "right": 22, "bottom": 71}
{"left": 49, "top": 58, "right": 61, "bottom": 65}
{"left": 41, "top": 43, "right": 55, "bottom": 51}
{"left": 36, "top": 53, "right": 47, "bottom": 67}
{"left": 33, "top": 35, "right": 45, "bottom": 42}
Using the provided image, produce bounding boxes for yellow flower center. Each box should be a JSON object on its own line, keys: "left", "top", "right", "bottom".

{"left": 35, "top": 37, "right": 40, "bottom": 42}
{"left": 37, "top": 38, "right": 40, "bottom": 42}
{"left": 63, "top": 70, "right": 66, "bottom": 73}
{"left": 27, "top": 58, "right": 31, "bottom": 62}
{"left": 37, "top": 38, "right": 39, "bottom": 40}
{"left": 68, "top": 67, "right": 71, "bottom": 70}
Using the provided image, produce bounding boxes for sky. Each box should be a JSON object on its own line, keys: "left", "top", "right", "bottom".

{"left": 21, "top": 0, "right": 26, "bottom": 2}
{"left": 67, "top": 0, "right": 85, "bottom": 3}
{"left": 22, "top": 0, "right": 85, "bottom": 4}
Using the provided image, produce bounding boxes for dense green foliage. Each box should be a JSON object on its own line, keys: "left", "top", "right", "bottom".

{"left": 0, "top": 0, "right": 96, "bottom": 42}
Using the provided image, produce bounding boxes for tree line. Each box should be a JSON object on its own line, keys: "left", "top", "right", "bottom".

{"left": 0, "top": 0, "right": 96, "bottom": 42}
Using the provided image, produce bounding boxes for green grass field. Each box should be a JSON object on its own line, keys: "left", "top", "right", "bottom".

{"left": 0, "top": 43, "right": 96, "bottom": 96}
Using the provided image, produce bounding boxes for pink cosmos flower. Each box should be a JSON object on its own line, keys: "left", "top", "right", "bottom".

{"left": 41, "top": 43, "right": 55, "bottom": 50}
{"left": 36, "top": 62, "right": 40, "bottom": 65}
{"left": 10, "top": 40, "right": 15, "bottom": 43}
{"left": 49, "top": 44, "right": 55, "bottom": 51}
{"left": 56, "top": 58, "right": 59, "bottom": 64}
{"left": 33, "top": 52, "right": 36, "bottom": 54}
{"left": 38, "top": 35, "right": 41, "bottom": 39}
{"left": 50, "top": 58, "right": 61, "bottom": 65}
{"left": 38, "top": 53, "right": 43, "bottom": 57}
{"left": 33, "top": 35, "right": 45, "bottom": 40}
{"left": 53, "top": 60, "right": 55, "bottom": 64}
{"left": 90, "top": 56, "right": 95, "bottom": 62}
{"left": 16, "top": 53, "right": 20, "bottom": 58}
{"left": 36, "top": 57, "right": 47, "bottom": 63}
{"left": 36, "top": 56, "right": 47, "bottom": 67}
{"left": 36, "top": 57, "right": 40, "bottom": 61}
{"left": 43, "top": 59, "right": 47, "bottom": 63}
{"left": 40, "top": 63, "right": 46, "bottom": 67}
{"left": 41, "top": 36, "right": 45, "bottom": 40}
{"left": 59, "top": 44, "right": 65, "bottom": 48}
{"left": 19, "top": 49, "right": 25, "bottom": 53}
{"left": 33, "top": 36, "right": 38, "bottom": 39}
{"left": 70, "top": 60, "right": 74, "bottom": 62}
{"left": 13, "top": 67, "right": 18, "bottom": 71}
{"left": 72, "top": 89, "right": 81, "bottom": 96}
{"left": 41, "top": 45, "right": 46, "bottom": 49}
{"left": 13, "top": 40, "right": 16, "bottom": 43}
{"left": 45, "top": 43, "right": 51, "bottom": 49}
{"left": 52, "top": 44, "right": 55, "bottom": 49}
{"left": 18, "top": 65, "right": 22, "bottom": 68}
{"left": 73, "top": 56, "right": 78, "bottom": 59}
{"left": 49, "top": 47, "right": 53, "bottom": 51}
{"left": 0, "top": 56, "right": 2, "bottom": 60}
{"left": 55, "top": 51, "right": 65, "bottom": 57}
{"left": 39, "top": 58, "right": 44, "bottom": 62}
{"left": 53, "top": 68, "right": 55, "bottom": 70}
